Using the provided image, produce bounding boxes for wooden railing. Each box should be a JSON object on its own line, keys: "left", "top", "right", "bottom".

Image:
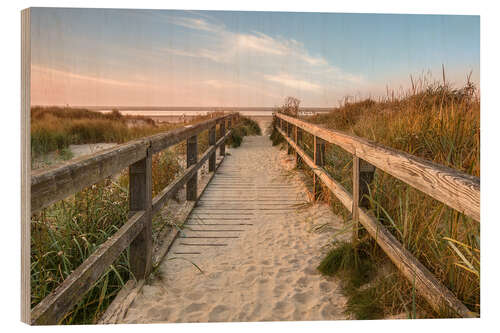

{"left": 29, "top": 113, "right": 238, "bottom": 325}
{"left": 274, "top": 113, "right": 479, "bottom": 318}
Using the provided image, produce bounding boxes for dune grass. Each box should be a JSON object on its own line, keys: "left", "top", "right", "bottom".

{"left": 31, "top": 107, "right": 166, "bottom": 158}
{"left": 227, "top": 116, "right": 262, "bottom": 147}
{"left": 30, "top": 146, "right": 187, "bottom": 324}
{"left": 30, "top": 107, "right": 230, "bottom": 164}
{"left": 30, "top": 108, "right": 243, "bottom": 324}
{"left": 31, "top": 178, "right": 131, "bottom": 324}
{"left": 274, "top": 77, "right": 480, "bottom": 318}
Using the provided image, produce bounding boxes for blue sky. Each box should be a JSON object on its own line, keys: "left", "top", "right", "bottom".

{"left": 30, "top": 8, "right": 479, "bottom": 107}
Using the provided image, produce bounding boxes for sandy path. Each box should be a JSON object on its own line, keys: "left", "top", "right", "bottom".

{"left": 120, "top": 135, "right": 349, "bottom": 323}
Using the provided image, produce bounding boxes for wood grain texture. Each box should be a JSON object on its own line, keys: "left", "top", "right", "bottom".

{"left": 31, "top": 139, "right": 149, "bottom": 213}
{"left": 186, "top": 135, "right": 198, "bottom": 201}
{"left": 295, "top": 126, "right": 303, "bottom": 168}
{"left": 352, "top": 156, "right": 360, "bottom": 242}
{"left": 219, "top": 120, "right": 226, "bottom": 156}
{"left": 277, "top": 127, "right": 474, "bottom": 318}
{"left": 149, "top": 113, "right": 236, "bottom": 154}
{"left": 276, "top": 113, "right": 480, "bottom": 222}
{"left": 29, "top": 114, "right": 235, "bottom": 324}
{"left": 287, "top": 123, "right": 292, "bottom": 154}
{"left": 31, "top": 114, "right": 237, "bottom": 213}
{"left": 128, "top": 150, "right": 153, "bottom": 280}
{"left": 313, "top": 135, "right": 325, "bottom": 201}
{"left": 359, "top": 159, "right": 375, "bottom": 208}
{"left": 31, "top": 211, "right": 147, "bottom": 325}
{"left": 151, "top": 131, "right": 231, "bottom": 215}
{"left": 209, "top": 126, "right": 216, "bottom": 172}
{"left": 152, "top": 154, "right": 225, "bottom": 266}
{"left": 100, "top": 155, "right": 227, "bottom": 324}
{"left": 21, "top": 8, "right": 31, "bottom": 324}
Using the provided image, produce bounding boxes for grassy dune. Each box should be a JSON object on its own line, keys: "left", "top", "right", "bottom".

{"left": 273, "top": 79, "right": 480, "bottom": 318}
{"left": 30, "top": 108, "right": 260, "bottom": 324}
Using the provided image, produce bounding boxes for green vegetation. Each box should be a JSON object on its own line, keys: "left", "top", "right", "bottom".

{"left": 317, "top": 240, "right": 424, "bottom": 319}
{"left": 30, "top": 108, "right": 245, "bottom": 324}
{"left": 269, "top": 116, "right": 285, "bottom": 146}
{"left": 274, "top": 76, "right": 480, "bottom": 318}
{"left": 31, "top": 178, "right": 131, "bottom": 324}
{"left": 227, "top": 116, "right": 262, "bottom": 147}
{"left": 318, "top": 241, "right": 375, "bottom": 288}
{"left": 30, "top": 148, "right": 185, "bottom": 324}
{"left": 30, "top": 107, "right": 169, "bottom": 158}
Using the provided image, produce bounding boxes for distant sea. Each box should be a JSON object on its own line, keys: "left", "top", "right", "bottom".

{"left": 100, "top": 109, "right": 275, "bottom": 123}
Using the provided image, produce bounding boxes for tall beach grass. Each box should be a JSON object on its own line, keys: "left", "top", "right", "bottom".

{"left": 30, "top": 109, "right": 258, "bottom": 324}
{"left": 273, "top": 76, "right": 480, "bottom": 318}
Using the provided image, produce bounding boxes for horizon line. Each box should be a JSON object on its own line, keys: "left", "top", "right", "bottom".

{"left": 31, "top": 105, "right": 334, "bottom": 112}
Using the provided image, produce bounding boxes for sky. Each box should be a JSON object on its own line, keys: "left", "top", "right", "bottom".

{"left": 30, "top": 8, "right": 480, "bottom": 107}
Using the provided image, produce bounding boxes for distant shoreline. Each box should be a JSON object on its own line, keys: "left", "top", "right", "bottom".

{"left": 34, "top": 106, "right": 333, "bottom": 112}
{"left": 31, "top": 105, "right": 328, "bottom": 122}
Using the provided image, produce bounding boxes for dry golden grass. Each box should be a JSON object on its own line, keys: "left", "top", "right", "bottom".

{"left": 274, "top": 77, "right": 480, "bottom": 318}
{"left": 30, "top": 109, "right": 259, "bottom": 324}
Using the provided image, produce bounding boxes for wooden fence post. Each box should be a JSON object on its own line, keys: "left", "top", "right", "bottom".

{"left": 128, "top": 147, "right": 152, "bottom": 280}
{"left": 313, "top": 136, "right": 325, "bottom": 200}
{"left": 209, "top": 126, "right": 216, "bottom": 172}
{"left": 352, "top": 156, "right": 376, "bottom": 242}
{"left": 186, "top": 135, "right": 198, "bottom": 201}
{"left": 295, "top": 126, "right": 303, "bottom": 168}
{"left": 359, "top": 159, "right": 376, "bottom": 207}
{"left": 287, "top": 123, "right": 292, "bottom": 154}
{"left": 220, "top": 120, "right": 226, "bottom": 156}
{"left": 352, "top": 156, "right": 360, "bottom": 243}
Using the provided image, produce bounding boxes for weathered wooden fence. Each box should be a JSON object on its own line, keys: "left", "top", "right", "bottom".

{"left": 274, "top": 112, "right": 479, "bottom": 318}
{"left": 30, "top": 113, "right": 238, "bottom": 325}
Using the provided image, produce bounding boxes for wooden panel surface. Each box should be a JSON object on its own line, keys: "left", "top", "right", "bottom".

{"left": 277, "top": 126, "right": 475, "bottom": 318}
{"left": 277, "top": 114, "right": 480, "bottom": 221}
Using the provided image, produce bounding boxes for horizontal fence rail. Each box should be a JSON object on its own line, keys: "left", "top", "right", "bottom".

{"left": 30, "top": 113, "right": 238, "bottom": 324}
{"left": 31, "top": 113, "right": 237, "bottom": 214}
{"left": 274, "top": 113, "right": 478, "bottom": 318}
{"left": 277, "top": 113, "right": 480, "bottom": 222}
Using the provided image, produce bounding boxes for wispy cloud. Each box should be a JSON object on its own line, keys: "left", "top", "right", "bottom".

{"left": 161, "top": 47, "right": 226, "bottom": 63}
{"left": 236, "top": 32, "right": 287, "bottom": 55}
{"left": 264, "top": 73, "right": 322, "bottom": 92}
{"left": 162, "top": 15, "right": 362, "bottom": 95}
{"left": 236, "top": 32, "right": 328, "bottom": 66}
{"left": 164, "top": 15, "right": 224, "bottom": 33}
{"left": 32, "top": 12, "right": 369, "bottom": 106}
{"left": 31, "top": 65, "right": 146, "bottom": 88}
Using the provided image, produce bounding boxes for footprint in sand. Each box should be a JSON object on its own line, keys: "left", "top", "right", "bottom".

{"left": 185, "top": 290, "right": 204, "bottom": 301}
{"left": 246, "top": 265, "right": 257, "bottom": 272}
{"left": 258, "top": 277, "right": 269, "bottom": 284}
{"left": 296, "top": 276, "right": 308, "bottom": 288}
{"left": 248, "top": 302, "right": 262, "bottom": 319}
{"left": 320, "top": 303, "right": 339, "bottom": 318}
{"left": 273, "top": 300, "right": 293, "bottom": 315}
{"left": 243, "top": 273, "right": 257, "bottom": 285}
{"left": 146, "top": 307, "right": 171, "bottom": 321}
{"left": 273, "top": 284, "right": 285, "bottom": 297}
{"left": 208, "top": 305, "right": 230, "bottom": 322}
{"left": 276, "top": 267, "right": 291, "bottom": 278}
{"left": 183, "top": 302, "right": 207, "bottom": 314}
{"left": 292, "top": 291, "right": 311, "bottom": 305}
{"left": 319, "top": 281, "right": 332, "bottom": 293}
{"left": 304, "top": 266, "right": 320, "bottom": 276}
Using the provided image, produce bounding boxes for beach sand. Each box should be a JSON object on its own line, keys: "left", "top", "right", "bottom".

{"left": 119, "top": 134, "right": 350, "bottom": 323}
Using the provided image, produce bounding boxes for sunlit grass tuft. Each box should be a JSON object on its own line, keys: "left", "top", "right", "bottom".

{"left": 278, "top": 75, "right": 480, "bottom": 318}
